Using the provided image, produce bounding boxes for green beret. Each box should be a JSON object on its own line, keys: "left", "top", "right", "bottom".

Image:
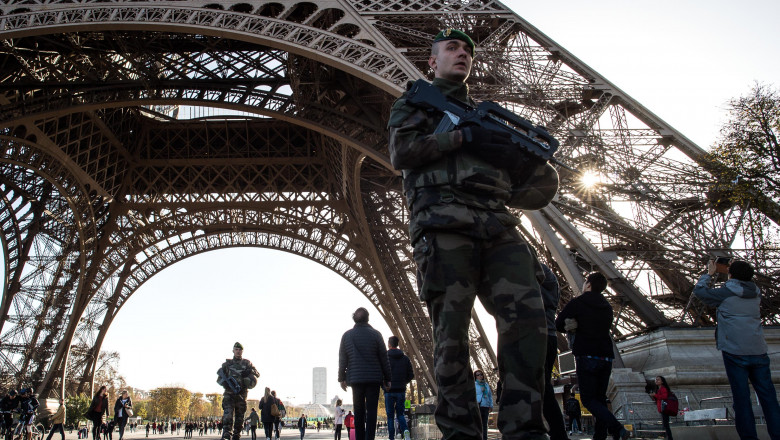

{"left": 234, "top": 342, "right": 243, "bottom": 350}
{"left": 433, "top": 29, "right": 475, "bottom": 56}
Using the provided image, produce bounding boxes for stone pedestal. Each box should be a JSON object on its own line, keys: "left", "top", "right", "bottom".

{"left": 606, "top": 327, "right": 780, "bottom": 427}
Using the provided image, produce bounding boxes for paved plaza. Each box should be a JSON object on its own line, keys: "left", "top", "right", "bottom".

{"left": 52, "top": 426, "right": 347, "bottom": 440}
{"left": 45, "top": 426, "right": 600, "bottom": 440}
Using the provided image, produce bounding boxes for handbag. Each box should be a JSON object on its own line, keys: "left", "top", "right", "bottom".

{"left": 660, "top": 393, "right": 678, "bottom": 416}
{"left": 125, "top": 406, "right": 134, "bottom": 417}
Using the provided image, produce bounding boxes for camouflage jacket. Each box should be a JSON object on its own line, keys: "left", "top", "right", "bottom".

{"left": 388, "top": 78, "right": 557, "bottom": 243}
{"left": 219, "top": 357, "right": 259, "bottom": 394}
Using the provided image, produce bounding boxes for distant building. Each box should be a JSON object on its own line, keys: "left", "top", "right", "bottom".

{"left": 313, "top": 367, "right": 327, "bottom": 404}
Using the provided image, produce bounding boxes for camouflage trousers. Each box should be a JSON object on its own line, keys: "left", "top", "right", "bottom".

{"left": 414, "top": 230, "right": 548, "bottom": 440}
{"left": 222, "top": 391, "right": 248, "bottom": 440}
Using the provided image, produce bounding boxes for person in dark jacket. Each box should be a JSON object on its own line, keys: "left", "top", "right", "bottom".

{"left": 113, "top": 390, "right": 132, "bottom": 440}
{"left": 0, "top": 389, "right": 19, "bottom": 439}
{"left": 385, "top": 335, "right": 414, "bottom": 440}
{"left": 86, "top": 386, "right": 110, "bottom": 440}
{"left": 564, "top": 396, "right": 582, "bottom": 435}
{"left": 17, "top": 388, "right": 39, "bottom": 440}
{"left": 555, "top": 272, "right": 629, "bottom": 440}
{"left": 539, "top": 264, "right": 570, "bottom": 440}
{"left": 693, "top": 259, "right": 780, "bottom": 440}
{"left": 260, "top": 388, "right": 276, "bottom": 440}
{"left": 271, "top": 391, "right": 283, "bottom": 440}
{"left": 297, "top": 414, "right": 307, "bottom": 440}
{"left": 338, "top": 307, "right": 391, "bottom": 440}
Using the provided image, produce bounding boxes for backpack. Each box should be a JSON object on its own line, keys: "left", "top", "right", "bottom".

{"left": 660, "top": 392, "right": 679, "bottom": 416}
{"left": 270, "top": 401, "right": 280, "bottom": 418}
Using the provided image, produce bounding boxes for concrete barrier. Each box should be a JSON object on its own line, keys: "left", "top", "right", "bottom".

{"left": 670, "top": 424, "right": 771, "bottom": 440}
{"left": 683, "top": 408, "right": 727, "bottom": 422}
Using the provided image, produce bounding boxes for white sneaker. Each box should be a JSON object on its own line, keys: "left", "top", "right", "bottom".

{"left": 403, "top": 430, "right": 410, "bottom": 440}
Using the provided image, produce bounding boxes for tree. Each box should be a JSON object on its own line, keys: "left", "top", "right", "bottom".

{"left": 709, "top": 83, "right": 780, "bottom": 215}
{"left": 133, "top": 400, "right": 150, "bottom": 420}
{"left": 149, "top": 387, "right": 192, "bottom": 420}
{"left": 188, "top": 392, "right": 208, "bottom": 419}
{"left": 206, "top": 393, "right": 223, "bottom": 418}
{"left": 65, "top": 394, "right": 91, "bottom": 427}
{"left": 92, "top": 350, "right": 126, "bottom": 404}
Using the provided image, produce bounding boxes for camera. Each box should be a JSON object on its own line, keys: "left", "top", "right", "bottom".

{"left": 715, "top": 257, "right": 731, "bottom": 274}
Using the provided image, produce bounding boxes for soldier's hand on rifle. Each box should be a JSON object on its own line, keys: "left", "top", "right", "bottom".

{"left": 461, "top": 126, "right": 524, "bottom": 169}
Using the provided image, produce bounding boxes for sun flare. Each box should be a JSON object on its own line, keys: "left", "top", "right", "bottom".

{"left": 580, "top": 170, "right": 601, "bottom": 188}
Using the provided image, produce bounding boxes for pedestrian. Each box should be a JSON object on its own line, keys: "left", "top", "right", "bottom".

{"left": 387, "top": 28, "right": 558, "bottom": 440}
{"left": 0, "top": 390, "right": 18, "bottom": 437}
{"left": 539, "top": 264, "right": 570, "bottom": 440}
{"left": 260, "top": 388, "right": 276, "bottom": 440}
{"left": 345, "top": 411, "right": 354, "bottom": 440}
{"left": 298, "top": 414, "right": 307, "bottom": 440}
{"left": 86, "top": 386, "right": 110, "bottom": 440}
{"left": 564, "top": 395, "right": 581, "bottom": 435}
{"left": 473, "top": 370, "right": 493, "bottom": 440}
{"left": 385, "top": 336, "right": 414, "bottom": 440}
{"left": 18, "top": 388, "right": 39, "bottom": 440}
{"left": 46, "top": 398, "right": 66, "bottom": 440}
{"left": 114, "top": 391, "right": 133, "bottom": 440}
{"left": 334, "top": 399, "right": 346, "bottom": 440}
{"left": 246, "top": 409, "right": 259, "bottom": 440}
{"left": 556, "top": 272, "right": 629, "bottom": 440}
{"left": 217, "top": 342, "right": 260, "bottom": 440}
{"left": 271, "top": 391, "right": 284, "bottom": 440}
{"left": 145, "top": 423, "right": 150, "bottom": 438}
{"left": 693, "top": 259, "right": 780, "bottom": 440}
{"left": 338, "top": 307, "right": 391, "bottom": 440}
{"left": 649, "top": 376, "right": 674, "bottom": 440}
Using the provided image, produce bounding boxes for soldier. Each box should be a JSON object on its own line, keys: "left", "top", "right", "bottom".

{"left": 217, "top": 342, "right": 259, "bottom": 440}
{"left": 387, "top": 29, "right": 558, "bottom": 440}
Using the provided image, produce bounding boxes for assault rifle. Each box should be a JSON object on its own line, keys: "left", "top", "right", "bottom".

{"left": 217, "top": 368, "right": 242, "bottom": 394}
{"left": 405, "top": 79, "right": 572, "bottom": 170}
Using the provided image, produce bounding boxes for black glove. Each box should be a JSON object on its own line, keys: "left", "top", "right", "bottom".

{"left": 461, "top": 126, "right": 523, "bottom": 169}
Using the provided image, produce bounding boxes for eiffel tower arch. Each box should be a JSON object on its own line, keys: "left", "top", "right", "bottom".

{"left": 1, "top": 1, "right": 778, "bottom": 399}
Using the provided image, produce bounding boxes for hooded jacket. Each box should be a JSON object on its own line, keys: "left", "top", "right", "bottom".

{"left": 386, "top": 348, "right": 414, "bottom": 393}
{"left": 693, "top": 274, "right": 766, "bottom": 355}
{"left": 555, "top": 290, "right": 614, "bottom": 358}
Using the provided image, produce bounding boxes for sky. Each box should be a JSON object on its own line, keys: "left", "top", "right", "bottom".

{"left": 99, "top": 0, "right": 780, "bottom": 406}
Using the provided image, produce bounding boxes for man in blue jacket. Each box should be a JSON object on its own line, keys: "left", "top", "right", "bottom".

{"left": 555, "top": 272, "right": 629, "bottom": 440}
{"left": 693, "top": 259, "right": 780, "bottom": 440}
{"left": 385, "top": 336, "right": 414, "bottom": 440}
{"left": 338, "top": 308, "right": 391, "bottom": 440}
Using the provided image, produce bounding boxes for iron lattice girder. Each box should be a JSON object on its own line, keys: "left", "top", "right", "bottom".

{"left": 0, "top": 5, "right": 412, "bottom": 91}
{"left": 0, "top": 140, "right": 101, "bottom": 391}
{"left": 0, "top": 0, "right": 778, "bottom": 399}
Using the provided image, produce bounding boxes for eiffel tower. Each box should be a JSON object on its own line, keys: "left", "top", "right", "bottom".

{"left": 0, "top": 0, "right": 778, "bottom": 399}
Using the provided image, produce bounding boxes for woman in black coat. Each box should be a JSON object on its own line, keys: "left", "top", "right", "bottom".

{"left": 114, "top": 390, "right": 133, "bottom": 440}
{"left": 86, "top": 386, "right": 109, "bottom": 440}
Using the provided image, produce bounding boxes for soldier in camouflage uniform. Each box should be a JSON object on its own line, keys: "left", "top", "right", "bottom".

{"left": 387, "top": 29, "right": 559, "bottom": 440}
{"left": 217, "top": 342, "right": 259, "bottom": 440}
